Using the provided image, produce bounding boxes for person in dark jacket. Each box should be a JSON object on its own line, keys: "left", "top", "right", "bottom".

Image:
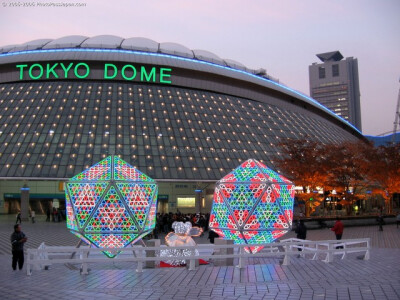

{"left": 295, "top": 220, "right": 307, "bottom": 252}
{"left": 208, "top": 230, "right": 219, "bottom": 244}
{"left": 378, "top": 214, "right": 384, "bottom": 231}
{"left": 11, "top": 224, "right": 27, "bottom": 270}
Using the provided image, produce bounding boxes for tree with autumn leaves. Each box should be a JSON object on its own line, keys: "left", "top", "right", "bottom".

{"left": 277, "top": 138, "right": 400, "bottom": 216}
{"left": 366, "top": 142, "right": 400, "bottom": 213}
{"left": 324, "top": 141, "right": 372, "bottom": 213}
{"left": 277, "top": 139, "right": 327, "bottom": 216}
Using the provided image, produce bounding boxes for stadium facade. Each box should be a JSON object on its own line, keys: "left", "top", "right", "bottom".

{"left": 0, "top": 35, "right": 364, "bottom": 215}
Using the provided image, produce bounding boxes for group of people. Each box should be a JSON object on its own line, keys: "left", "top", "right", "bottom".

{"left": 15, "top": 207, "right": 64, "bottom": 225}
{"left": 46, "top": 207, "right": 65, "bottom": 222}
{"left": 15, "top": 211, "right": 35, "bottom": 224}
{"left": 11, "top": 207, "right": 63, "bottom": 272}
{"left": 295, "top": 218, "right": 345, "bottom": 251}
{"left": 152, "top": 212, "right": 210, "bottom": 237}
{"left": 150, "top": 212, "right": 221, "bottom": 243}
{"left": 11, "top": 212, "right": 399, "bottom": 271}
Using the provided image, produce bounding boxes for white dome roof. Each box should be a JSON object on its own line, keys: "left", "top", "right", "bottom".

{"left": 193, "top": 49, "right": 225, "bottom": 65}
{"left": 159, "top": 42, "right": 194, "bottom": 58}
{"left": 9, "top": 39, "right": 52, "bottom": 53}
{"left": 43, "top": 35, "right": 88, "bottom": 49}
{"left": 0, "top": 35, "right": 252, "bottom": 73}
{"left": 81, "top": 35, "right": 123, "bottom": 49}
{"left": 121, "top": 37, "right": 159, "bottom": 52}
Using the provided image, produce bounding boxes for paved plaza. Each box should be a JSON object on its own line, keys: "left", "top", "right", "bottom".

{"left": 0, "top": 215, "right": 399, "bottom": 300}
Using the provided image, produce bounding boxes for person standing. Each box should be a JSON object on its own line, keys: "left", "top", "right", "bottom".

{"left": 162, "top": 214, "right": 169, "bottom": 233}
{"left": 46, "top": 208, "right": 51, "bottom": 222}
{"left": 15, "top": 211, "right": 22, "bottom": 224}
{"left": 31, "top": 210, "right": 35, "bottom": 224}
{"left": 378, "top": 214, "right": 384, "bottom": 231}
{"left": 295, "top": 220, "right": 307, "bottom": 239}
{"left": 295, "top": 220, "right": 307, "bottom": 253}
{"left": 331, "top": 218, "right": 344, "bottom": 249}
{"left": 11, "top": 224, "right": 27, "bottom": 270}
{"left": 53, "top": 208, "right": 58, "bottom": 222}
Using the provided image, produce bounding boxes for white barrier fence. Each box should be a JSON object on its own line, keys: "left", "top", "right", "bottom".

{"left": 26, "top": 238, "right": 370, "bottom": 276}
{"left": 279, "top": 237, "right": 370, "bottom": 265}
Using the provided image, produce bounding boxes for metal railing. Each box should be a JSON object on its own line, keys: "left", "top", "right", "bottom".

{"left": 26, "top": 238, "right": 370, "bottom": 276}
{"left": 279, "top": 238, "right": 370, "bottom": 264}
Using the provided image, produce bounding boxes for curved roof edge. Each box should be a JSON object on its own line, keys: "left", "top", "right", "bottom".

{"left": 0, "top": 36, "right": 362, "bottom": 136}
{"left": 0, "top": 35, "right": 261, "bottom": 76}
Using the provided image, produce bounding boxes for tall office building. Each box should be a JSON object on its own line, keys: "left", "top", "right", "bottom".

{"left": 309, "top": 51, "right": 362, "bottom": 130}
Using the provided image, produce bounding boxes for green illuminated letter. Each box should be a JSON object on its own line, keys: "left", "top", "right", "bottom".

{"left": 140, "top": 66, "right": 156, "bottom": 82}
{"left": 121, "top": 65, "right": 137, "bottom": 80}
{"left": 160, "top": 68, "right": 172, "bottom": 84}
{"left": 60, "top": 63, "right": 74, "bottom": 78}
{"left": 74, "top": 63, "right": 90, "bottom": 79}
{"left": 29, "top": 64, "right": 44, "bottom": 80}
{"left": 104, "top": 63, "right": 118, "bottom": 79}
{"left": 46, "top": 63, "right": 59, "bottom": 79}
{"left": 16, "top": 64, "right": 28, "bottom": 80}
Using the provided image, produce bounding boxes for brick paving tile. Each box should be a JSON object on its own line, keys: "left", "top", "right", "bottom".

{"left": 0, "top": 215, "right": 400, "bottom": 299}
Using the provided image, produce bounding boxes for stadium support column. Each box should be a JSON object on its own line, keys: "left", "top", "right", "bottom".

{"left": 195, "top": 189, "right": 202, "bottom": 214}
{"left": 20, "top": 184, "right": 30, "bottom": 221}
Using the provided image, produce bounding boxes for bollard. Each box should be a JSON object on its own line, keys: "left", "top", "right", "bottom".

{"left": 236, "top": 246, "right": 247, "bottom": 269}
{"left": 80, "top": 249, "right": 89, "bottom": 275}
{"left": 364, "top": 239, "right": 370, "bottom": 260}
{"left": 187, "top": 247, "right": 199, "bottom": 271}
{"left": 214, "top": 239, "right": 234, "bottom": 266}
{"left": 282, "top": 244, "right": 291, "bottom": 266}
{"left": 136, "top": 245, "right": 144, "bottom": 273}
{"left": 145, "top": 239, "right": 160, "bottom": 268}
{"left": 326, "top": 242, "right": 333, "bottom": 263}
{"left": 186, "top": 246, "right": 199, "bottom": 270}
{"left": 26, "top": 250, "right": 32, "bottom": 276}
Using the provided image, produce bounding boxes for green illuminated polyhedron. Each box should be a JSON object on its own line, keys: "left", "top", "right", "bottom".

{"left": 65, "top": 156, "right": 158, "bottom": 258}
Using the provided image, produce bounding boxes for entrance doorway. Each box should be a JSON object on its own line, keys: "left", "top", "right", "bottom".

{"left": 4, "top": 194, "right": 65, "bottom": 215}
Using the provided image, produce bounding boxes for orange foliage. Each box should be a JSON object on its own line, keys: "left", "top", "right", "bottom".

{"left": 278, "top": 139, "right": 400, "bottom": 214}
{"left": 365, "top": 143, "right": 400, "bottom": 213}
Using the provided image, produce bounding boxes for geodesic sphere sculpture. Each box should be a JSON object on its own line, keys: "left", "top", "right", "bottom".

{"left": 65, "top": 155, "right": 158, "bottom": 258}
{"left": 209, "top": 159, "right": 295, "bottom": 253}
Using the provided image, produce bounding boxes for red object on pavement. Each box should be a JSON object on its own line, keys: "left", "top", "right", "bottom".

{"left": 160, "top": 259, "right": 209, "bottom": 267}
{"left": 199, "top": 259, "right": 209, "bottom": 265}
{"left": 160, "top": 261, "right": 184, "bottom": 268}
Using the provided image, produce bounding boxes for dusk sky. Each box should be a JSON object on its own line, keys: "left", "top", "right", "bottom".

{"left": 0, "top": 0, "right": 399, "bottom": 135}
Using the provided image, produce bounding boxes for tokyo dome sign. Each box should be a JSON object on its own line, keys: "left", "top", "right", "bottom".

{"left": 16, "top": 62, "right": 172, "bottom": 83}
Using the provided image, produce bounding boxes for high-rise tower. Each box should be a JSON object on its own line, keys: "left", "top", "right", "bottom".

{"left": 309, "top": 51, "right": 362, "bottom": 130}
